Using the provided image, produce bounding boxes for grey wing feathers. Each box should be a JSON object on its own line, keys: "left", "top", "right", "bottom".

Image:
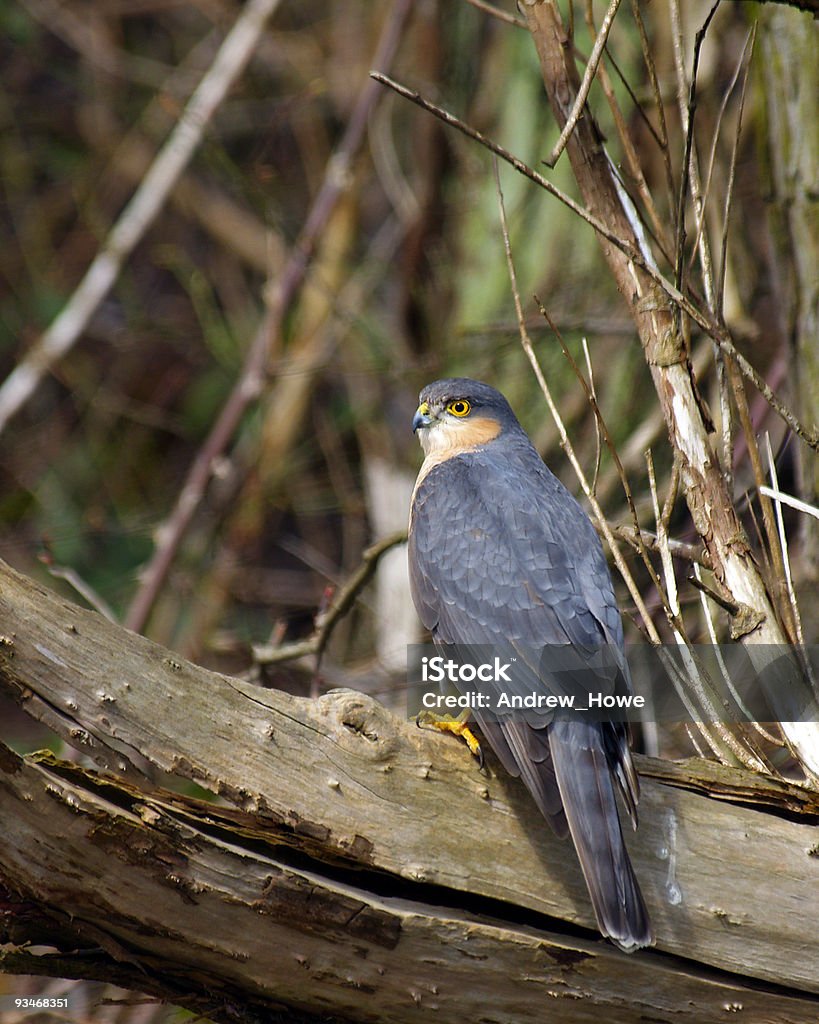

{"left": 409, "top": 444, "right": 651, "bottom": 950}
{"left": 410, "top": 447, "right": 625, "bottom": 651}
{"left": 549, "top": 719, "right": 651, "bottom": 950}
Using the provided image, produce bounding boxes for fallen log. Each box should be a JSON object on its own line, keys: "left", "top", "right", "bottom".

{"left": 1, "top": 559, "right": 818, "bottom": 1023}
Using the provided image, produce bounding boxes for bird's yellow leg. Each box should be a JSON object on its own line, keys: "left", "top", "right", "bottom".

{"left": 416, "top": 708, "right": 483, "bottom": 766}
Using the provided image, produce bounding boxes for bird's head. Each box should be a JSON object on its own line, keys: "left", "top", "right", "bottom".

{"left": 412, "top": 378, "right": 521, "bottom": 457}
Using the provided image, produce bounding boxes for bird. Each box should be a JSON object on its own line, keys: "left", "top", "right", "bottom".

{"left": 407, "top": 377, "right": 652, "bottom": 952}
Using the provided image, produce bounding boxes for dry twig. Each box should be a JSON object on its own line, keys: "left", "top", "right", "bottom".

{"left": 493, "top": 160, "right": 658, "bottom": 642}
{"left": 545, "top": 0, "right": 623, "bottom": 167}
{"left": 252, "top": 532, "right": 406, "bottom": 666}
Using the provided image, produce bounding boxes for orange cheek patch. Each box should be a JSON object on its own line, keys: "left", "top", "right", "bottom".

{"left": 456, "top": 415, "right": 502, "bottom": 448}
{"left": 411, "top": 415, "right": 503, "bottom": 509}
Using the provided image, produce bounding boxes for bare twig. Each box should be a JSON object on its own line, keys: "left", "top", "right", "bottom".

{"left": 0, "top": 0, "right": 283, "bottom": 438}
{"left": 758, "top": 487, "right": 819, "bottom": 522}
{"left": 716, "top": 23, "right": 756, "bottom": 324}
{"left": 371, "top": 72, "right": 639, "bottom": 258}
{"left": 724, "top": 357, "right": 795, "bottom": 641}
{"left": 252, "top": 532, "right": 407, "bottom": 665}
{"left": 671, "top": 0, "right": 721, "bottom": 317}
{"left": 581, "top": 338, "right": 603, "bottom": 492}
{"left": 534, "top": 301, "right": 666, "bottom": 602}
{"left": 545, "top": 0, "right": 623, "bottom": 167}
{"left": 684, "top": 17, "right": 755, "bottom": 488}
{"left": 646, "top": 450, "right": 766, "bottom": 770}
{"left": 764, "top": 434, "right": 804, "bottom": 646}
{"left": 583, "top": 1, "right": 672, "bottom": 258}
{"left": 493, "top": 161, "right": 659, "bottom": 641}
{"left": 124, "top": 0, "right": 414, "bottom": 634}
{"left": 646, "top": 450, "right": 681, "bottom": 624}
{"left": 463, "top": 0, "right": 527, "bottom": 29}
{"left": 691, "top": 561, "right": 783, "bottom": 750}
{"left": 39, "top": 555, "right": 118, "bottom": 624}
{"left": 687, "top": 573, "right": 739, "bottom": 616}
{"left": 629, "top": 0, "right": 676, "bottom": 225}
{"left": 615, "top": 525, "right": 710, "bottom": 568}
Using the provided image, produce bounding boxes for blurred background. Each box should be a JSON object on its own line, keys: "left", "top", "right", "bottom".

{"left": 1, "top": 0, "right": 817, "bottom": 1018}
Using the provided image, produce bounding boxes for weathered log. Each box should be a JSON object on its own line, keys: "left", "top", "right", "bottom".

{"left": 1, "top": 559, "right": 818, "bottom": 1023}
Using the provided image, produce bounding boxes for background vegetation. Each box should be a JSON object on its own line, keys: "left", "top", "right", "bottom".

{"left": 1, "top": 0, "right": 817, "bottom": 1018}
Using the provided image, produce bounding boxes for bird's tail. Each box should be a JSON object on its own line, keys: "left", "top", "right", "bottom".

{"left": 549, "top": 718, "right": 653, "bottom": 952}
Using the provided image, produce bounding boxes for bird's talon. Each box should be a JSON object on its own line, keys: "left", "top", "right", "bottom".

{"left": 416, "top": 709, "right": 483, "bottom": 765}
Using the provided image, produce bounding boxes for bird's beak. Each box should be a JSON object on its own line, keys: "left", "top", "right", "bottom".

{"left": 412, "top": 401, "right": 433, "bottom": 433}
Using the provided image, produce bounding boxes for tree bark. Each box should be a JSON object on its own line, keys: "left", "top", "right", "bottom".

{"left": 1, "top": 559, "right": 819, "bottom": 1022}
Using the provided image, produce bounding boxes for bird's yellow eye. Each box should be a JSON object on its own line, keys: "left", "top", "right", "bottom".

{"left": 447, "top": 399, "right": 471, "bottom": 417}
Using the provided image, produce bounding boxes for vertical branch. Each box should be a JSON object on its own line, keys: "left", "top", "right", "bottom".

{"left": 669, "top": 0, "right": 721, "bottom": 312}
{"left": 583, "top": 1, "right": 672, "bottom": 258}
{"left": 545, "top": 0, "right": 623, "bottom": 167}
{"left": 629, "top": 0, "right": 676, "bottom": 223}
{"left": 764, "top": 435, "right": 804, "bottom": 646}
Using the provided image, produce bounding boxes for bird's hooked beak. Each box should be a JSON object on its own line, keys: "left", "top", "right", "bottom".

{"left": 412, "top": 401, "right": 435, "bottom": 433}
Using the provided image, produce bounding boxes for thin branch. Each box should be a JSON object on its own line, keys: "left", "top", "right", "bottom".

{"left": 39, "top": 556, "right": 118, "bottom": 624}
{"left": 629, "top": 0, "right": 676, "bottom": 225}
{"left": 671, "top": 0, "right": 721, "bottom": 317}
{"left": 716, "top": 23, "right": 756, "bottom": 324}
{"left": 614, "top": 524, "right": 711, "bottom": 568}
{"left": 764, "top": 434, "right": 804, "bottom": 646}
{"left": 535, "top": 302, "right": 666, "bottom": 604}
{"left": 712, "top": 331, "right": 818, "bottom": 452}
{"left": 0, "top": 0, "right": 283, "bottom": 438}
{"left": 692, "top": 562, "right": 784, "bottom": 751}
{"left": 644, "top": 455, "right": 755, "bottom": 766}
{"left": 463, "top": 0, "right": 527, "bottom": 29}
{"left": 583, "top": 1, "right": 672, "bottom": 259}
{"left": 493, "top": 161, "right": 660, "bottom": 643}
{"left": 252, "top": 532, "right": 407, "bottom": 666}
{"left": 687, "top": 573, "right": 739, "bottom": 615}
{"left": 370, "top": 72, "right": 640, "bottom": 258}
{"left": 758, "top": 487, "right": 819, "bottom": 522}
{"left": 581, "top": 338, "right": 603, "bottom": 492}
{"left": 123, "top": 0, "right": 414, "bottom": 634}
{"left": 724, "top": 357, "right": 795, "bottom": 641}
{"left": 545, "top": 0, "right": 623, "bottom": 167}
{"left": 646, "top": 450, "right": 682, "bottom": 624}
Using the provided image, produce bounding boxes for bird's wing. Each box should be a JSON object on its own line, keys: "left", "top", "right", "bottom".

{"left": 409, "top": 445, "right": 651, "bottom": 948}
{"left": 409, "top": 444, "right": 631, "bottom": 708}
{"left": 410, "top": 446, "right": 622, "bottom": 647}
